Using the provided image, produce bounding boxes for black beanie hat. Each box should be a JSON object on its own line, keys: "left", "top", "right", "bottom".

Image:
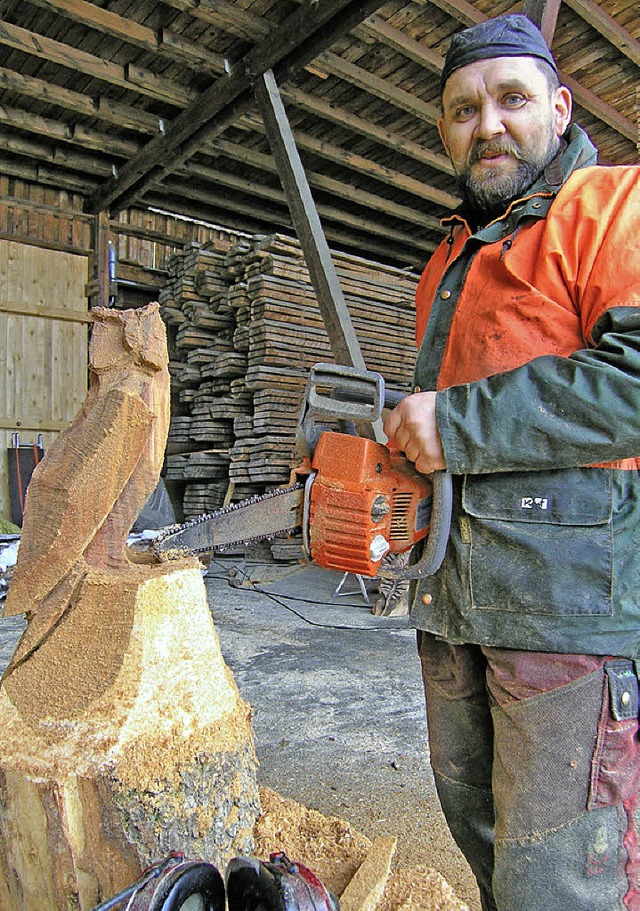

{"left": 441, "top": 14, "right": 558, "bottom": 92}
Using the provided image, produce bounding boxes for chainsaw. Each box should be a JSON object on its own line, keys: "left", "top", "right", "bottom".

{"left": 154, "top": 364, "right": 452, "bottom": 581}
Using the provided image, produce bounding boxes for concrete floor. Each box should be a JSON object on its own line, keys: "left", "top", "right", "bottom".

{"left": 204, "top": 556, "right": 480, "bottom": 910}
{"left": 0, "top": 556, "right": 480, "bottom": 911}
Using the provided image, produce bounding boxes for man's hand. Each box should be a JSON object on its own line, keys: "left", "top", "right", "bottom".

{"left": 383, "top": 391, "right": 446, "bottom": 474}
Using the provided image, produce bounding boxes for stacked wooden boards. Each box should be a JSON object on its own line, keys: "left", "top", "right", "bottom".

{"left": 159, "top": 233, "right": 419, "bottom": 527}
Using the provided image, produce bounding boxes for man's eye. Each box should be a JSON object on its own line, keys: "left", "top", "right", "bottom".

{"left": 503, "top": 94, "right": 527, "bottom": 108}
{"left": 454, "top": 105, "right": 475, "bottom": 119}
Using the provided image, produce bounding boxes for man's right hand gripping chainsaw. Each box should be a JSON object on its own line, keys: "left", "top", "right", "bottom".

{"left": 154, "top": 364, "right": 452, "bottom": 582}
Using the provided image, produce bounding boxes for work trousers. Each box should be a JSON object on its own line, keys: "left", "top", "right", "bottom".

{"left": 417, "top": 632, "right": 640, "bottom": 911}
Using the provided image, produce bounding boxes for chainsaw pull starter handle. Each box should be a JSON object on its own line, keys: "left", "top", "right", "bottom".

{"left": 378, "top": 470, "right": 453, "bottom": 581}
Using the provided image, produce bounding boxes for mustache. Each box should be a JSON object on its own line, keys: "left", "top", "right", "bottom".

{"left": 469, "top": 141, "right": 525, "bottom": 163}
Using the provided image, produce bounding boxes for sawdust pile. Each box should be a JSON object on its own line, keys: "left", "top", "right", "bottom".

{"left": 254, "top": 787, "right": 371, "bottom": 896}
{"left": 254, "top": 788, "right": 470, "bottom": 911}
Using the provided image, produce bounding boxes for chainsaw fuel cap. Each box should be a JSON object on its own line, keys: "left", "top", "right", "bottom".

{"left": 226, "top": 852, "right": 339, "bottom": 911}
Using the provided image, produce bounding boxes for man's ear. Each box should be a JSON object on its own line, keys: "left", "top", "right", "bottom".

{"left": 437, "top": 117, "right": 450, "bottom": 156}
{"left": 554, "top": 85, "right": 572, "bottom": 136}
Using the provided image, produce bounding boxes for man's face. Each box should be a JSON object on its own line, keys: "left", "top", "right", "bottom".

{"left": 438, "top": 57, "right": 572, "bottom": 212}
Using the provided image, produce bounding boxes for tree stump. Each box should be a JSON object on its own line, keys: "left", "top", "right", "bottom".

{"left": 0, "top": 304, "right": 260, "bottom": 910}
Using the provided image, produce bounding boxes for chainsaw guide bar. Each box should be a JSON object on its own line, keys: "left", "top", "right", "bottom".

{"left": 153, "top": 484, "right": 305, "bottom": 559}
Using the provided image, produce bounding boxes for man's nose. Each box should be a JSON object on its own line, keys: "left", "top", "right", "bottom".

{"left": 475, "top": 102, "right": 507, "bottom": 139}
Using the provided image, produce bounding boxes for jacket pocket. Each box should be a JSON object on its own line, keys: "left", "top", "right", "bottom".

{"left": 462, "top": 468, "right": 613, "bottom": 616}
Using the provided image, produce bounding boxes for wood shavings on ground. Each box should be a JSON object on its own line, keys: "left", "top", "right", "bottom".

{"left": 254, "top": 787, "right": 371, "bottom": 897}
{"left": 379, "top": 867, "right": 470, "bottom": 911}
{"left": 253, "top": 788, "right": 470, "bottom": 911}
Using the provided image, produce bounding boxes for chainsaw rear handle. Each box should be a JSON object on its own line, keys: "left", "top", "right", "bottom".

{"left": 377, "top": 469, "right": 452, "bottom": 580}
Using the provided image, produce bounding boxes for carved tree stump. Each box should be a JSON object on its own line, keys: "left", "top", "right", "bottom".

{"left": 0, "top": 563, "right": 260, "bottom": 910}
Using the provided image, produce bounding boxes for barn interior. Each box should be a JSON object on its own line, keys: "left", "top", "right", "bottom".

{"left": 0, "top": 1, "right": 637, "bottom": 909}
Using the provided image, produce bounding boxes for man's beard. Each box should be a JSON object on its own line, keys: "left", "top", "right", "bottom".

{"left": 456, "top": 133, "right": 560, "bottom": 218}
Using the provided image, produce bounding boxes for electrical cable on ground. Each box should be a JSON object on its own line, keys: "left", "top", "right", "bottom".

{"left": 206, "top": 559, "right": 409, "bottom": 632}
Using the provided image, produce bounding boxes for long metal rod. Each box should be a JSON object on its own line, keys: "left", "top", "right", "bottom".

{"left": 255, "top": 68, "right": 385, "bottom": 442}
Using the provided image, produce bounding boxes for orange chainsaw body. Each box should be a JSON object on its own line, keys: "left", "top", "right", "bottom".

{"left": 300, "top": 431, "right": 433, "bottom": 578}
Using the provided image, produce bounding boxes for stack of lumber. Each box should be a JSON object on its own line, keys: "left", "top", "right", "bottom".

{"left": 228, "top": 234, "right": 417, "bottom": 490}
{"left": 159, "top": 238, "right": 245, "bottom": 517}
{"left": 159, "top": 233, "right": 419, "bottom": 530}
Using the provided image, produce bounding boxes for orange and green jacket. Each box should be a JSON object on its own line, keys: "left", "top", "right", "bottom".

{"left": 411, "top": 125, "right": 640, "bottom": 656}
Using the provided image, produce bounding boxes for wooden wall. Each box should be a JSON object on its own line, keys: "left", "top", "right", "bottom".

{"left": 0, "top": 239, "right": 90, "bottom": 523}
{"left": 0, "top": 176, "right": 242, "bottom": 524}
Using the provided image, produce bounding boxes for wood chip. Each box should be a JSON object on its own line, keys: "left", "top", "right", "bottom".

{"left": 339, "top": 835, "right": 397, "bottom": 911}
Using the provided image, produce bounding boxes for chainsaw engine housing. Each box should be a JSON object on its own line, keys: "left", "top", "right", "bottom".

{"left": 306, "top": 431, "right": 432, "bottom": 577}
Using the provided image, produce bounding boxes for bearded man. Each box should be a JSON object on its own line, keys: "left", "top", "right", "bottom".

{"left": 384, "top": 14, "right": 640, "bottom": 911}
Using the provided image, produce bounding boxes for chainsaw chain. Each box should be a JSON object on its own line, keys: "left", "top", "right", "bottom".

{"left": 154, "top": 483, "right": 305, "bottom": 559}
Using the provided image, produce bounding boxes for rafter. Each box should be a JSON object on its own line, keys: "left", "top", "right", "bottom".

{"left": 562, "top": 0, "right": 640, "bottom": 68}
{"left": 89, "top": 0, "right": 392, "bottom": 213}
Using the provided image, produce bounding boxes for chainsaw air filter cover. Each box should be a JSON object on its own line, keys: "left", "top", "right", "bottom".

{"left": 226, "top": 852, "right": 339, "bottom": 911}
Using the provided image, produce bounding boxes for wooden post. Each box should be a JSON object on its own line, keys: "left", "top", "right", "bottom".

{"left": 89, "top": 209, "right": 111, "bottom": 309}
{"left": 524, "top": 0, "right": 562, "bottom": 45}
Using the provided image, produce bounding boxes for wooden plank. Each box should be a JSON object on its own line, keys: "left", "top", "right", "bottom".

{"left": 359, "top": 14, "right": 443, "bottom": 75}
{"left": 0, "top": 104, "right": 71, "bottom": 142}
{"left": 160, "top": 28, "right": 227, "bottom": 74}
{"left": 0, "top": 301, "right": 91, "bottom": 324}
{"left": 315, "top": 51, "right": 440, "bottom": 126}
{"left": 0, "top": 20, "right": 130, "bottom": 89}
{"left": 339, "top": 836, "right": 397, "bottom": 911}
{"left": 233, "top": 120, "right": 458, "bottom": 210}
{"left": 281, "top": 86, "right": 454, "bottom": 175}
{"left": 0, "top": 66, "right": 97, "bottom": 118}
{"left": 562, "top": 0, "right": 640, "bottom": 68}
{"left": 24, "top": 0, "right": 159, "bottom": 49}
{"left": 89, "top": 0, "right": 389, "bottom": 212}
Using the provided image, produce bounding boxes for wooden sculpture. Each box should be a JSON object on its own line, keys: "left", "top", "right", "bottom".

{"left": 0, "top": 303, "right": 259, "bottom": 911}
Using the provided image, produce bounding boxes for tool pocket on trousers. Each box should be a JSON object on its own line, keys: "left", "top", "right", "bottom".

{"left": 462, "top": 468, "right": 613, "bottom": 616}
{"left": 589, "top": 660, "right": 640, "bottom": 810}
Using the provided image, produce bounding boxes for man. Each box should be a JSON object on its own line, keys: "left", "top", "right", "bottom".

{"left": 384, "top": 14, "right": 640, "bottom": 911}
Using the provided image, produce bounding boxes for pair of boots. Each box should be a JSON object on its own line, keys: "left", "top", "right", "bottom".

{"left": 95, "top": 851, "right": 339, "bottom": 911}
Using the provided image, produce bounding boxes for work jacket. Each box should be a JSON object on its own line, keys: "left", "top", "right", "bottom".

{"left": 411, "top": 124, "right": 640, "bottom": 657}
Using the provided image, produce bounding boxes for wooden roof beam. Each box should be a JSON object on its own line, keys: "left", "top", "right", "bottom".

{"left": 234, "top": 115, "right": 458, "bottom": 209}
{"left": 0, "top": 19, "right": 192, "bottom": 105}
{"left": 195, "top": 138, "right": 444, "bottom": 230}
{"left": 312, "top": 51, "right": 440, "bottom": 126}
{"left": 156, "top": 174, "right": 436, "bottom": 253}
{"left": 562, "top": 0, "right": 640, "bottom": 68}
{"left": 280, "top": 86, "right": 454, "bottom": 175}
{"left": 21, "top": 0, "right": 228, "bottom": 73}
{"left": 358, "top": 14, "right": 443, "bottom": 75}
{"left": 89, "top": 0, "right": 391, "bottom": 214}
{"left": 145, "top": 187, "right": 427, "bottom": 266}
